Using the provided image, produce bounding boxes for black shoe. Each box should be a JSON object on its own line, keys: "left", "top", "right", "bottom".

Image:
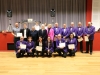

{"left": 80, "top": 51, "right": 83, "bottom": 53}
{"left": 90, "top": 52, "right": 92, "bottom": 55}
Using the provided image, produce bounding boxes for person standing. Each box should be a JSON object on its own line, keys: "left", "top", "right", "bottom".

{"left": 47, "top": 24, "right": 54, "bottom": 41}
{"left": 30, "top": 26, "right": 38, "bottom": 47}
{"left": 12, "top": 22, "right": 20, "bottom": 50}
{"left": 61, "top": 24, "right": 70, "bottom": 39}
{"left": 38, "top": 24, "right": 48, "bottom": 56}
{"left": 76, "top": 22, "right": 84, "bottom": 53}
{"left": 84, "top": 22, "right": 95, "bottom": 55}
{"left": 53, "top": 23, "right": 61, "bottom": 51}
{"left": 20, "top": 23, "right": 30, "bottom": 41}
{"left": 68, "top": 22, "right": 77, "bottom": 37}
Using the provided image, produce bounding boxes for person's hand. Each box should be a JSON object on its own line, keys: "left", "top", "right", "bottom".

{"left": 87, "top": 35, "right": 90, "bottom": 37}
{"left": 78, "top": 36, "right": 80, "bottom": 38}
{"left": 29, "top": 49, "right": 32, "bottom": 53}
{"left": 18, "top": 50, "right": 20, "bottom": 53}
{"left": 63, "top": 36, "right": 66, "bottom": 39}
{"left": 55, "top": 35, "right": 57, "bottom": 37}
{"left": 48, "top": 50, "right": 50, "bottom": 53}
{"left": 71, "top": 48, "right": 73, "bottom": 50}
{"left": 18, "top": 46, "right": 20, "bottom": 48}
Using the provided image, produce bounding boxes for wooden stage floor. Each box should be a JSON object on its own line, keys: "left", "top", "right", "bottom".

{"left": 0, "top": 51, "right": 100, "bottom": 75}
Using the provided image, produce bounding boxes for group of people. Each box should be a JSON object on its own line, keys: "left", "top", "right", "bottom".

{"left": 12, "top": 21, "right": 95, "bottom": 58}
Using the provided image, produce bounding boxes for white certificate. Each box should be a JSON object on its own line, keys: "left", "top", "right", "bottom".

{"left": 59, "top": 43, "right": 65, "bottom": 47}
{"left": 73, "top": 32, "right": 76, "bottom": 36}
{"left": 36, "top": 46, "right": 42, "bottom": 51}
{"left": 17, "top": 33, "right": 22, "bottom": 37}
{"left": 84, "top": 36, "right": 89, "bottom": 41}
{"left": 20, "top": 44, "right": 26, "bottom": 49}
{"left": 78, "top": 37, "right": 83, "bottom": 42}
{"left": 68, "top": 44, "right": 75, "bottom": 49}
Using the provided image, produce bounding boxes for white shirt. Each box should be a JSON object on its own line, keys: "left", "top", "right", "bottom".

{"left": 24, "top": 29, "right": 27, "bottom": 38}
{"left": 35, "top": 25, "right": 40, "bottom": 31}
{"left": 64, "top": 29, "right": 66, "bottom": 33}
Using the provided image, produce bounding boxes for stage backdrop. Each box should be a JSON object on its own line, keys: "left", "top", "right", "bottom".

{"left": 0, "top": 0, "right": 86, "bottom": 30}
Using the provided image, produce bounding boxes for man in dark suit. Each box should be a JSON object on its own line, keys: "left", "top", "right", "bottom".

{"left": 20, "top": 23, "right": 30, "bottom": 41}
{"left": 30, "top": 26, "right": 38, "bottom": 47}
{"left": 38, "top": 24, "right": 48, "bottom": 56}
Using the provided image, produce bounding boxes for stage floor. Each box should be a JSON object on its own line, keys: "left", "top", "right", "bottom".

{"left": 0, "top": 51, "right": 100, "bottom": 75}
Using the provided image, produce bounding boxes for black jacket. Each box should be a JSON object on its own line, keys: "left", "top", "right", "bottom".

{"left": 20, "top": 28, "right": 30, "bottom": 38}
{"left": 38, "top": 29, "right": 48, "bottom": 41}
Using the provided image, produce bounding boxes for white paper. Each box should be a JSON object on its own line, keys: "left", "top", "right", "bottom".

{"left": 17, "top": 33, "right": 22, "bottom": 37}
{"left": 73, "top": 32, "right": 76, "bottom": 36}
{"left": 68, "top": 44, "right": 75, "bottom": 49}
{"left": 84, "top": 36, "right": 89, "bottom": 41}
{"left": 59, "top": 43, "right": 65, "bottom": 47}
{"left": 20, "top": 44, "right": 26, "bottom": 49}
{"left": 36, "top": 46, "right": 42, "bottom": 51}
{"left": 78, "top": 37, "right": 83, "bottom": 42}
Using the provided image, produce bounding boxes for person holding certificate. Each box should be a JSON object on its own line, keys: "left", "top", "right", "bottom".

{"left": 53, "top": 23, "right": 61, "bottom": 51}
{"left": 45, "top": 37, "right": 54, "bottom": 57}
{"left": 16, "top": 36, "right": 27, "bottom": 58}
{"left": 26, "top": 36, "right": 35, "bottom": 57}
{"left": 67, "top": 33, "right": 77, "bottom": 56}
{"left": 20, "top": 23, "right": 30, "bottom": 41}
{"left": 35, "top": 37, "right": 43, "bottom": 57}
{"left": 68, "top": 22, "right": 76, "bottom": 37}
{"left": 12, "top": 22, "right": 21, "bottom": 50}
{"left": 84, "top": 22, "right": 95, "bottom": 55}
{"left": 61, "top": 24, "right": 70, "bottom": 40}
{"left": 38, "top": 24, "right": 48, "bottom": 57}
{"left": 76, "top": 22, "right": 84, "bottom": 53}
{"left": 55, "top": 34, "right": 67, "bottom": 58}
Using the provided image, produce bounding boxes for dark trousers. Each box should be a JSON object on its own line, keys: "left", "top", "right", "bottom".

{"left": 45, "top": 49, "right": 52, "bottom": 56}
{"left": 27, "top": 49, "right": 36, "bottom": 56}
{"left": 68, "top": 49, "right": 75, "bottom": 56}
{"left": 14, "top": 37, "right": 20, "bottom": 50}
{"left": 41, "top": 41, "right": 46, "bottom": 56}
{"left": 86, "top": 40, "right": 93, "bottom": 53}
{"left": 16, "top": 50, "right": 25, "bottom": 58}
{"left": 54, "top": 41, "right": 56, "bottom": 52}
{"left": 78, "top": 41, "right": 83, "bottom": 52}
{"left": 55, "top": 48, "right": 67, "bottom": 57}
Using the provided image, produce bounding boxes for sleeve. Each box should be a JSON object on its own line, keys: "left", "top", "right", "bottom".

{"left": 90, "top": 27, "right": 95, "bottom": 35}
{"left": 80, "top": 28, "right": 84, "bottom": 37}
{"left": 16, "top": 41, "right": 20, "bottom": 51}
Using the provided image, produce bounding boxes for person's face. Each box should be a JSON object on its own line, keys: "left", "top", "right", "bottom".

{"left": 70, "top": 34, "right": 74, "bottom": 39}
{"left": 70, "top": 24, "right": 74, "bottom": 27}
{"left": 55, "top": 23, "right": 58, "bottom": 27}
{"left": 32, "top": 27, "right": 35, "bottom": 31}
{"left": 23, "top": 24, "right": 27, "bottom": 29}
{"left": 36, "top": 22, "right": 39, "bottom": 25}
{"left": 88, "top": 22, "right": 91, "bottom": 27}
{"left": 20, "top": 37, "right": 24, "bottom": 41}
{"left": 58, "top": 35, "right": 61, "bottom": 40}
{"left": 15, "top": 23, "right": 19, "bottom": 27}
{"left": 78, "top": 23, "right": 82, "bottom": 27}
{"left": 48, "top": 24, "right": 51, "bottom": 28}
{"left": 28, "top": 37, "right": 32, "bottom": 42}
{"left": 41, "top": 25, "right": 45, "bottom": 29}
{"left": 63, "top": 24, "right": 66, "bottom": 28}
{"left": 39, "top": 37, "right": 42, "bottom": 42}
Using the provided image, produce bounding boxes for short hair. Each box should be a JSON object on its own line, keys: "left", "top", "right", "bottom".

{"left": 58, "top": 34, "right": 61, "bottom": 37}
{"left": 71, "top": 22, "right": 74, "bottom": 24}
